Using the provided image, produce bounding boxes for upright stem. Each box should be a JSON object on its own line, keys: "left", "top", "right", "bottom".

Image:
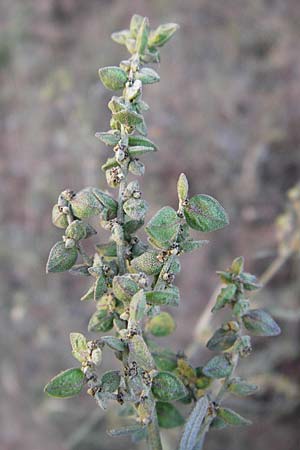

{"left": 146, "top": 407, "right": 163, "bottom": 450}
{"left": 116, "top": 174, "right": 127, "bottom": 275}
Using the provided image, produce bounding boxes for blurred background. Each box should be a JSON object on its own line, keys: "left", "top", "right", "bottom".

{"left": 1, "top": 0, "right": 300, "bottom": 449}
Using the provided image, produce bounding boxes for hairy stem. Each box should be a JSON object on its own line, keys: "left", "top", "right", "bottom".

{"left": 116, "top": 175, "right": 127, "bottom": 275}
{"left": 146, "top": 407, "right": 163, "bottom": 450}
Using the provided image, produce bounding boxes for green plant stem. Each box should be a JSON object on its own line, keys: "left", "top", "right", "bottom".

{"left": 146, "top": 407, "right": 163, "bottom": 450}
{"left": 186, "top": 233, "right": 299, "bottom": 359}
{"left": 116, "top": 174, "right": 127, "bottom": 275}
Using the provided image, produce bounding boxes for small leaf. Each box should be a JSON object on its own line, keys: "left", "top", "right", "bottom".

{"left": 206, "top": 328, "right": 238, "bottom": 352}
{"left": 128, "top": 145, "right": 157, "bottom": 157}
{"left": 239, "top": 272, "right": 261, "bottom": 291}
{"left": 146, "top": 312, "right": 176, "bottom": 337}
{"left": 227, "top": 377, "right": 258, "bottom": 397}
{"left": 46, "top": 241, "right": 77, "bottom": 273}
{"left": 107, "top": 424, "right": 146, "bottom": 437}
{"left": 98, "top": 66, "right": 128, "bottom": 91}
{"left": 88, "top": 309, "right": 114, "bottom": 333}
{"left": 131, "top": 251, "right": 163, "bottom": 275}
{"left": 101, "top": 336, "right": 126, "bottom": 352}
{"left": 242, "top": 309, "right": 281, "bottom": 336}
{"left": 44, "top": 368, "right": 85, "bottom": 398}
{"left": 136, "top": 17, "right": 149, "bottom": 54}
{"left": 145, "top": 287, "right": 180, "bottom": 306}
{"left": 212, "top": 284, "right": 237, "bottom": 312}
{"left": 69, "top": 264, "right": 91, "bottom": 277}
{"left": 92, "top": 188, "right": 118, "bottom": 216}
{"left": 113, "top": 275, "right": 139, "bottom": 302}
{"left": 94, "top": 275, "right": 107, "bottom": 301}
{"left": 177, "top": 173, "right": 189, "bottom": 203}
{"left": 130, "top": 14, "right": 144, "bottom": 37}
{"left": 211, "top": 416, "right": 227, "bottom": 430}
{"left": 149, "top": 23, "right": 180, "bottom": 47}
{"left": 128, "top": 135, "right": 157, "bottom": 149}
{"left": 130, "top": 290, "right": 147, "bottom": 322}
{"left": 202, "top": 355, "right": 233, "bottom": 379}
{"left": 100, "top": 370, "right": 121, "bottom": 392}
{"left": 111, "top": 29, "right": 131, "bottom": 45}
{"left": 146, "top": 206, "right": 180, "bottom": 247}
{"left": 152, "top": 371, "right": 187, "bottom": 402}
{"left": 95, "top": 130, "right": 121, "bottom": 146}
{"left": 113, "top": 110, "right": 143, "bottom": 127}
{"left": 136, "top": 67, "right": 160, "bottom": 84}
{"left": 65, "top": 220, "right": 88, "bottom": 241}
{"left": 178, "top": 396, "right": 209, "bottom": 450}
{"left": 156, "top": 402, "right": 184, "bottom": 429}
{"left": 217, "top": 408, "right": 252, "bottom": 426}
{"left": 128, "top": 159, "right": 145, "bottom": 176}
{"left": 179, "top": 239, "right": 209, "bottom": 254}
{"left": 128, "top": 335, "right": 155, "bottom": 371}
{"left": 152, "top": 350, "right": 178, "bottom": 372}
{"left": 70, "top": 332, "right": 89, "bottom": 363}
{"left": 183, "top": 194, "right": 229, "bottom": 232}
{"left": 230, "top": 256, "right": 244, "bottom": 275}
{"left": 123, "top": 198, "right": 148, "bottom": 221}
{"left": 52, "top": 204, "right": 68, "bottom": 229}
{"left": 70, "top": 187, "right": 103, "bottom": 219}
{"left": 96, "top": 241, "right": 117, "bottom": 257}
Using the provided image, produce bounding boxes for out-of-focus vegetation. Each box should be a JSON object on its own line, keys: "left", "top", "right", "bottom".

{"left": 1, "top": 0, "right": 300, "bottom": 449}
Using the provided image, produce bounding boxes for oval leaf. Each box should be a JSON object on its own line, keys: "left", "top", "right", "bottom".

{"left": 46, "top": 241, "right": 77, "bottom": 273}
{"left": 44, "top": 368, "right": 85, "bottom": 398}
{"left": 156, "top": 402, "right": 184, "bottom": 429}
{"left": 99, "top": 66, "right": 128, "bottom": 91}
{"left": 184, "top": 194, "right": 229, "bottom": 232}
{"left": 152, "top": 371, "right": 187, "bottom": 402}
{"left": 242, "top": 309, "right": 281, "bottom": 336}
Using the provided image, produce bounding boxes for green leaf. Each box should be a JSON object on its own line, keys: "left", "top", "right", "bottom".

{"left": 230, "top": 256, "right": 244, "bottom": 275}
{"left": 70, "top": 332, "right": 89, "bottom": 363}
{"left": 146, "top": 206, "right": 180, "bottom": 247}
{"left": 179, "top": 239, "right": 209, "bottom": 254}
{"left": 239, "top": 272, "right": 261, "bottom": 291}
{"left": 100, "top": 370, "right": 121, "bottom": 392}
{"left": 95, "top": 130, "right": 121, "bottom": 146}
{"left": 242, "top": 309, "right": 281, "bottom": 336}
{"left": 52, "top": 204, "right": 69, "bottom": 229}
{"left": 101, "top": 336, "right": 126, "bottom": 352}
{"left": 107, "top": 424, "right": 146, "bottom": 437}
{"left": 88, "top": 309, "right": 114, "bottom": 332}
{"left": 211, "top": 416, "right": 228, "bottom": 430}
{"left": 65, "top": 220, "right": 89, "bottom": 241}
{"left": 98, "top": 66, "right": 128, "bottom": 91}
{"left": 156, "top": 402, "right": 184, "bottom": 429}
{"left": 177, "top": 173, "right": 189, "bottom": 203}
{"left": 70, "top": 187, "right": 103, "bottom": 219}
{"left": 113, "top": 275, "right": 139, "bottom": 302}
{"left": 136, "top": 67, "right": 160, "bottom": 84}
{"left": 145, "top": 287, "right": 180, "bottom": 306}
{"left": 130, "top": 290, "right": 147, "bottom": 322}
{"left": 123, "top": 198, "right": 148, "bottom": 221}
{"left": 111, "top": 29, "right": 131, "bottom": 45}
{"left": 46, "top": 241, "right": 77, "bottom": 273}
{"left": 130, "top": 14, "right": 144, "bottom": 38}
{"left": 44, "top": 368, "right": 85, "bottom": 398}
{"left": 128, "top": 135, "right": 157, "bottom": 149}
{"left": 113, "top": 110, "right": 143, "bottom": 127}
{"left": 212, "top": 284, "right": 237, "bottom": 312}
{"left": 147, "top": 340, "right": 177, "bottom": 371}
{"left": 149, "top": 23, "right": 180, "bottom": 47}
{"left": 128, "top": 335, "right": 155, "bottom": 371}
{"left": 96, "top": 241, "right": 117, "bottom": 257}
{"left": 183, "top": 194, "right": 229, "bottom": 232}
{"left": 128, "top": 145, "right": 157, "bottom": 157}
{"left": 92, "top": 188, "right": 118, "bottom": 216}
{"left": 128, "top": 159, "right": 145, "bottom": 176}
{"left": 152, "top": 371, "right": 187, "bottom": 402}
{"left": 123, "top": 219, "right": 144, "bottom": 234}
{"left": 178, "top": 396, "right": 209, "bottom": 450}
{"left": 217, "top": 408, "right": 252, "bottom": 426}
{"left": 202, "top": 355, "right": 233, "bottom": 379}
{"left": 94, "top": 275, "right": 107, "bottom": 301}
{"left": 146, "top": 312, "right": 176, "bottom": 337}
{"left": 69, "top": 264, "right": 91, "bottom": 277}
{"left": 131, "top": 251, "right": 163, "bottom": 275}
{"left": 206, "top": 328, "right": 238, "bottom": 352}
{"left": 227, "top": 377, "right": 258, "bottom": 396}
{"left": 136, "top": 17, "right": 149, "bottom": 54}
